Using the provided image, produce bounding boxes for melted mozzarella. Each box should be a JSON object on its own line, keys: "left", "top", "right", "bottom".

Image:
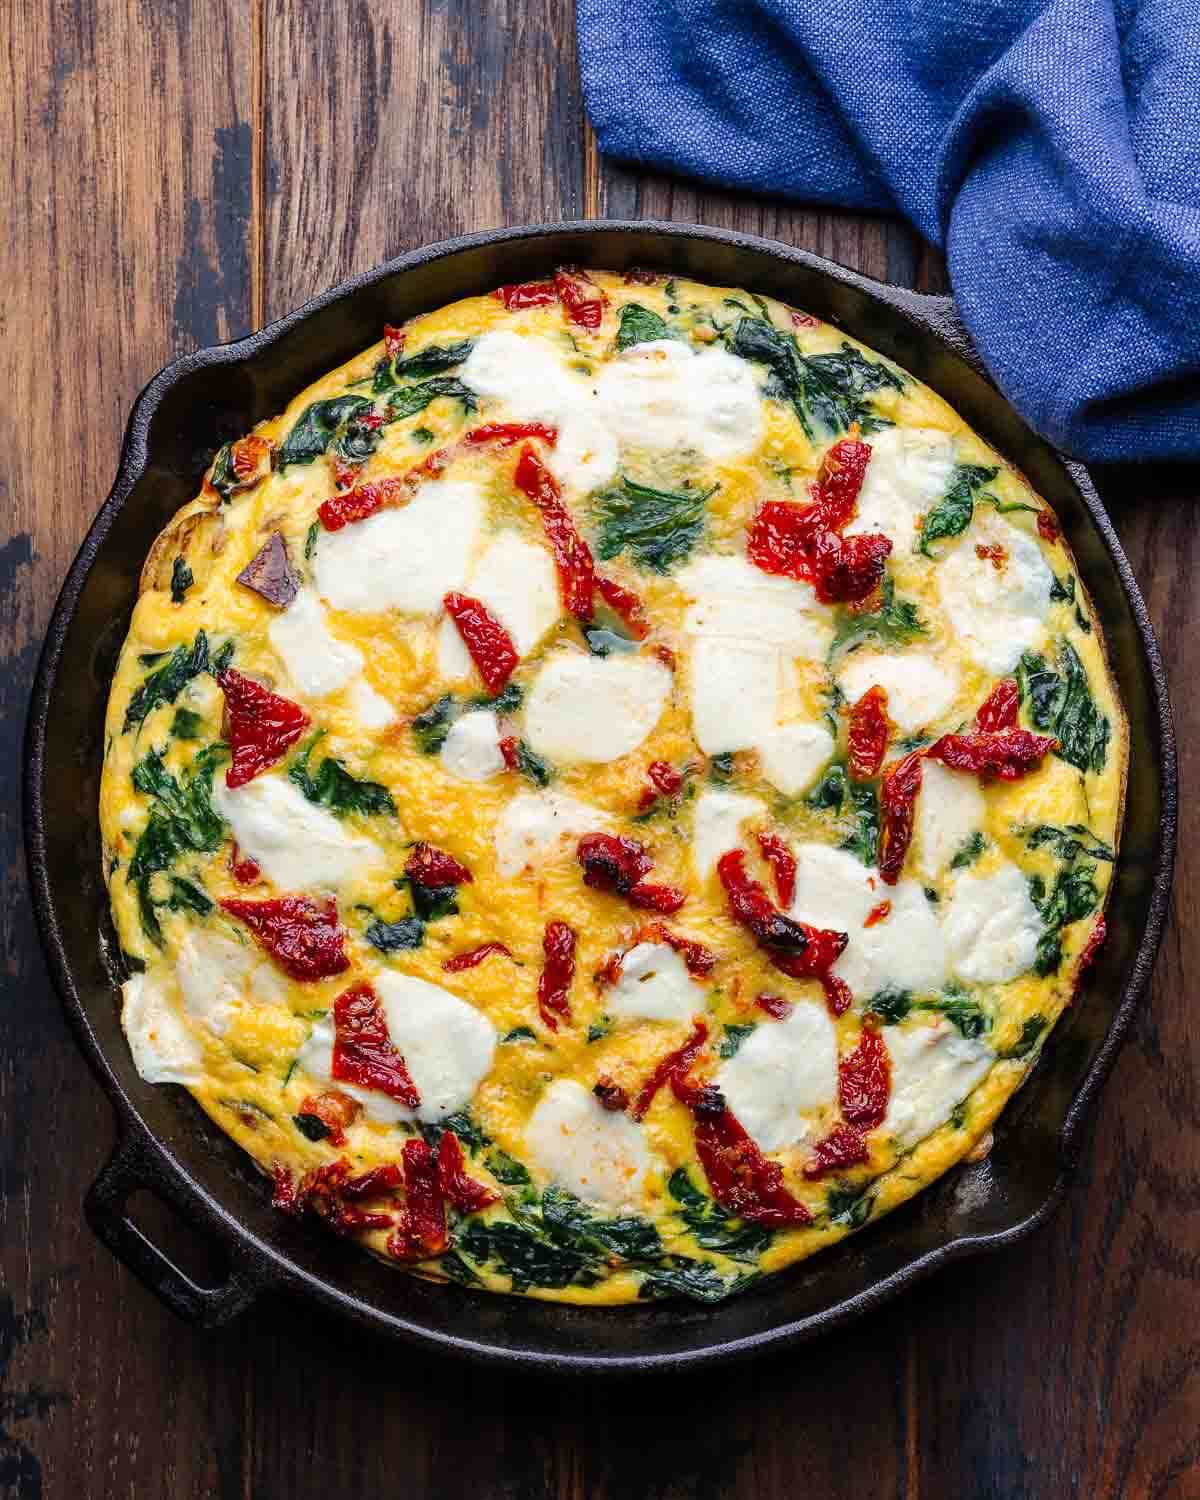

{"left": 436, "top": 532, "right": 560, "bottom": 679}
{"left": 790, "top": 843, "right": 946, "bottom": 997}
{"left": 607, "top": 943, "right": 699, "bottom": 1023}
{"left": 176, "top": 930, "right": 287, "bottom": 1036}
{"left": 883, "top": 1020, "right": 993, "bottom": 1150}
{"left": 268, "top": 587, "right": 363, "bottom": 697}
{"left": 524, "top": 1079, "right": 653, "bottom": 1213}
{"left": 690, "top": 787, "right": 766, "bottom": 879}
{"left": 550, "top": 405, "right": 620, "bottom": 494}
{"left": 212, "top": 773, "right": 387, "bottom": 891}
{"left": 595, "top": 340, "right": 764, "bottom": 463}
{"left": 943, "top": 862, "right": 1043, "bottom": 984}
{"left": 837, "top": 650, "right": 960, "bottom": 734}
{"left": 845, "top": 427, "right": 957, "bottom": 552}
{"left": 936, "top": 513, "right": 1054, "bottom": 674}
{"left": 524, "top": 651, "right": 671, "bottom": 764}
{"left": 689, "top": 639, "right": 781, "bottom": 754}
{"left": 715, "top": 1001, "right": 838, "bottom": 1152}
{"left": 121, "top": 972, "right": 203, "bottom": 1085}
{"left": 347, "top": 677, "right": 397, "bottom": 730}
{"left": 298, "top": 974, "right": 497, "bottom": 1125}
{"left": 314, "top": 481, "right": 483, "bottom": 614}
{"left": 757, "top": 721, "right": 836, "bottom": 796}
{"left": 676, "top": 555, "right": 830, "bottom": 656}
{"left": 493, "top": 790, "right": 608, "bottom": 878}
{"left": 912, "top": 759, "right": 986, "bottom": 880}
{"left": 440, "top": 708, "right": 505, "bottom": 782}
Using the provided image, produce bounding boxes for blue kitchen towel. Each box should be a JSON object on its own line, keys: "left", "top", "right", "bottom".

{"left": 577, "top": 0, "right": 1200, "bottom": 463}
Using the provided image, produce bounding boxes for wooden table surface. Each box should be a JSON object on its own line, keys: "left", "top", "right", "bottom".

{"left": 3, "top": 3, "right": 1198, "bottom": 1496}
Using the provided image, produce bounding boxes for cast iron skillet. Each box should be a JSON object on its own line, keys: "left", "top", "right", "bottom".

{"left": 24, "top": 221, "right": 1176, "bottom": 1373}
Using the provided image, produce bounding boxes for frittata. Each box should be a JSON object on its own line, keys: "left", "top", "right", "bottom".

{"left": 100, "top": 269, "right": 1126, "bottom": 1304}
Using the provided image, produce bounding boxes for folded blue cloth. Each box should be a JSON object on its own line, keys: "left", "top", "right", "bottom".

{"left": 577, "top": 0, "right": 1200, "bottom": 462}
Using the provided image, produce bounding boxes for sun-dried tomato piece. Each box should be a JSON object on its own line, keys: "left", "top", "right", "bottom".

{"left": 297, "top": 1159, "right": 397, "bottom": 1235}
{"left": 230, "top": 434, "right": 272, "bottom": 483}
{"left": 975, "top": 542, "right": 1007, "bottom": 570}
{"left": 220, "top": 896, "right": 349, "bottom": 980}
{"left": 318, "top": 476, "right": 408, "bottom": 531}
{"left": 236, "top": 531, "right": 300, "bottom": 608}
{"left": 746, "top": 500, "right": 819, "bottom": 581}
{"left": 443, "top": 590, "right": 520, "bottom": 695}
{"left": 577, "top": 832, "right": 654, "bottom": 895}
{"left": 498, "top": 735, "right": 519, "bottom": 770}
{"left": 271, "top": 1164, "right": 299, "bottom": 1212}
{"left": 756, "top": 993, "right": 793, "bottom": 1020}
{"left": 822, "top": 974, "right": 854, "bottom": 1017}
{"left": 802, "top": 1123, "right": 869, "bottom": 1181}
{"left": 340, "top": 1163, "right": 404, "bottom": 1198}
{"left": 717, "top": 849, "right": 812, "bottom": 956}
{"left": 331, "top": 455, "right": 361, "bottom": 491}
{"left": 1037, "top": 511, "right": 1060, "bottom": 542}
{"left": 631, "top": 1019, "right": 709, "bottom": 1121}
{"left": 627, "top": 882, "right": 687, "bottom": 913}
{"left": 809, "top": 528, "right": 893, "bottom": 605}
{"left": 442, "top": 941, "right": 514, "bottom": 973}
{"left": 674, "top": 1080, "right": 813, "bottom": 1226}
{"left": 595, "top": 574, "right": 649, "bottom": 637}
{"left": 217, "top": 668, "right": 310, "bottom": 788}
{"left": 926, "top": 730, "right": 1056, "bottom": 782}
{"left": 537, "top": 920, "right": 576, "bottom": 1031}
{"left": 297, "top": 1090, "right": 360, "bottom": 1147}
{"left": 975, "top": 678, "right": 1021, "bottom": 732}
{"left": 769, "top": 923, "right": 851, "bottom": 981}
{"left": 513, "top": 445, "right": 595, "bottom": 618}
{"left": 388, "top": 1139, "right": 449, "bottom": 1260}
{"left": 406, "top": 842, "right": 473, "bottom": 888}
{"left": 593, "top": 1076, "right": 631, "bottom": 1113}
{"left": 864, "top": 900, "right": 891, "bottom": 928}
{"left": 383, "top": 323, "right": 405, "bottom": 356}
{"left": 878, "top": 749, "right": 924, "bottom": 886}
{"left": 229, "top": 842, "right": 261, "bottom": 886}
{"left": 554, "top": 268, "right": 607, "bottom": 329}
{"left": 756, "top": 831, "right": 797, "bottom": 908}
{"left": 495, "top": 280, "right": 558, "bottom": 310}
{"left": 637, "top": 922, "right": 718, "bottom": 977}
{"left": 809, "top": 439, "right": 873, "bottom": 531}
{"left": 848, "top": 685, "right": 891, "bottom": 781}
{"left": 789, "top": 309, "right": 818, "bottom": 328}
{"left": 330, "top": 980, "right": 420, "bottom": 1108}
{"left": 646, "top": 760, "right": 684, "bottom": 800}
{"left": 436, "top": 1130, "right": 499, "bottom": 1213}
{"left": 1078, "top": 914, "right": 1107, "bottom": 973}
{"left": 839, "top": 1025, "right": 890, "bottom": 1130}
{"left": 465, "top": 421, "right": 558, "bottom": 448}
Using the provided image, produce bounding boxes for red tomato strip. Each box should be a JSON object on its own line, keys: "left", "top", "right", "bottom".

{"left": 318, "top": 476, "right": 408, "bottom": 531}
{"left": 229, "top": 842, "right": 261, "bottom": 885}
{"left": 406, "top": 842, "right": 473, "bottom": 888}
{"left": 673, "top": 1079, "right": 812, "bottom": 1226}
{"left": 717, "top": 849, "right": 823, "bottom": 962}
{"left": 383, "top": 324, "right": 405, "bottom": 356}
{"left": 218, "top": 669, "right": 310, "bottom": 788}
{"left": 443, "top": 590, "right": 519, "bottom": 695}
{"left": 220, "top": 896, "right": 349, "bottom": 980}
{"left": 436, "top": 1130, "right": 499, "bottom": 1213}
{"left": 442, "top": 941, "right": 514, "bottom": 973}
{"left": 596, "top": 574, "right": 649, "bottom": 637}
{"left": 802, "top": 1124, "right": 870, "bottom": 1181}
{"left": 465, "top": 421, "right": 558, "bottom": 448}
{"left": 975, "top": 677, "right": 1020, "bottom": 731}
{"left": 838, "top": 1025, "right": 890, "bottom": 1130}
{"left": 1037, "top": 511, "right": 1060, "bottom": 542}
{"left": 554, "top": 268, "right": 606, "bottom": 328}
{"left": 297, "top": 1090, "right": 359, "bottom": 1147}
{"left": 577, "top": 833, "right": 686, "bottom": 913}
{"left": 1078, "top": 914, "right": 1107, "bottom": 972}
{"left": 593, "top": 1077, "right": 631, "bottom": 1113}
{"left": 878, "top": 750, "right": 924, "bottom": 886}
{"left": 756, "top": 994, "right": 793, "bottom": 1020}
{"left": 637, "top": 922, "right": 718, "bottom": 977}
{"left": 925, "top": 729, "right": 1056, "bottom": 781}
{"left": 331, "top": 980, "right": 420, "bottom": 1108}
{"left": 537, "top": 920, "right": 576, "bottom": 1031}
{"left": 274, "top": 1157, "right": 402, "bottom": 1235}
{"left": 513, "top": 445, "right": 595, "bottom": 618}
{"left": 631, "top": 1019, "right": 709, "bottom": 1121}
{"left": 495, "top": 280, "right": 557, "bottom": 309}
{"left": 848, "top": 685, "right": 891, "bottom": 781}
{"left": 756, "top": 831, "right": 798, "bottom": 908}
{"left": 864, "top": 900, "right": 891, "bottom": 928}
{"left": 388, "top": 1140, "right": 449, "bottom": 1260}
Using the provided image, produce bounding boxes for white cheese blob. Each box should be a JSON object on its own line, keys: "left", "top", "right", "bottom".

{"left": 440, "top": 708, "right": 505, "bottom": 783}
{"left": 595, "top": 340, "right": 765, "bottom": 463}
{"left": 121, "top": 972, "right": 203, "bottom": 1085}
{"left": 347, "top": 677, "right": 397, "bottom": 730}
{"left": 943, "top": 862, "right": 1043, "bottom": 984}
{"left": 268, "top": 587, "right": 363, "bottom": 698}
{"left": 883, "top": 1020, "right": 994, "bottom": 1150}
{"left": 675, "top": 555, "right": 831, "bottom": 657}
{"left": 837, "top": 650, "right": 960, "bottom": 735}
{"left": 688, "top": 638, "right": 782, "bottom": 754}
{"left": 314, "top": 480, "right": 484, "bottom": 614}
{"left": 297, "top": 973, "right": 497, "bottom": 1126}
{"left": 524, "top": 651, "right": 671, "bottom": 764}
{"left": 212, "top": 773, "right": 387, "bottom": 891}
{"left": 845, "top": 427, "right": 957, "bottom": 552}
{"left": 493, "top": 790, "right": 608, "bottom": 878}
{"left": 607, "top": 943, "right": 700, "bottom": 1023}
{"left": 789, "top": 843, "right": 946, "bottom": 998}
{"left": 912, "top": 759, "right": 986, "bottom": 881}
{"left": 437, "top": 531, "right": 561, "bottom": 680}
{"left": 936, "top": 513, "right": 1055, "bottom": 674}
{"left": 690, "top": 787, "right": 766, "bottom": 879}
{"left": 757, "top": 721, "right": 836, "bottom": 797}
{"left": 715, "top": 1001, "right": 838, "bottom": 1152}
{"left": 524, "top": 1079, "right": 653, "bottom": 1213}
{"left": 176, "top": 930, "right": 287, "bottom": 1036}
{"left": 549, "top": 405, "right": 620, "bottom": 494}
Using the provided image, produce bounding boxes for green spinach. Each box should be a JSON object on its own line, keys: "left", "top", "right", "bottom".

{"left": 364, "top": 915, "right": 425, "bottom": 953}
{"left": 127, "top": 744, "right": 227, "bottom": 944}
{"left": 170, "top": 557, "right": 193, "bottom": 604}
{"left": 593, "top": 475, "right": 716, "bottom": 573}
{"left": 1017, "top": 639, "right": 1110, "bottom": 774}
{"left": 277, "top": 394, "right": 372, "bottom": 469}
{"left": 667, "top": 1167, "right": 772, "bottom": 1261}
{"left": 372, "top": 340, "right": 476, "bottom": 393}
{"left": 386, "top": 376, "right": 477, "bottom": 422}
{"left": 718, "top": 1024, "right": 756, "bottom": 1059}
{"left": 288, "top": 735, "right": 394, "bottom": 818}
{"left": 123, "top": 630, "right": 231, "bottom": 733}
{"left": 615, "top": 303, "right": 671, "bottom": 350}
{"left": 915, "top": 464, "right": 1000, "bottom": 558}
{"left": 1000, "top": 1015, "right": 1046, "bottom": 1060}
{"left": 949, "top": 831, "right": 987, "bottom": 870}
{"left": 830, "top": 579, "right": 926, "bottom": 657}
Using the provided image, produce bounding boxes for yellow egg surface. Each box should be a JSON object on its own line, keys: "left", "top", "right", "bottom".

{"left": 99, "top": 270, "right": 1127, "bottom": 1306}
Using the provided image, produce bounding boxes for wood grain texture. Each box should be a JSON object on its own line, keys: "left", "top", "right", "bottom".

{"left": 1, "top": 0, "right": 1197, "bottom": 1496}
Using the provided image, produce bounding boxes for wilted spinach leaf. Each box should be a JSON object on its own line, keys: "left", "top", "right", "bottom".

{"left": 830, "top": 579, "right": 926, "bottom": 657}
{"left": 594, "top": 475, "right": 716, "bottom": 573}
{"left": 1000, "top": 1015, "right": 1046, "bottom": 1059}
{"left": 386, "top": 376, "right": 477, "bottom": 422}
{"left": 541, "top": 1186, "right": 663, "bottom": 1263}
{"left": 1017, "top": 640, "right": 1110, "bottom": 774}
{"left": 615, "top": 302, "right": 671, "bottom": 350}
{"left": 457, "top": 1219, "right": 598, "bottom": 1293}
{"left": 127, "top": 744, "right": 228, "bottom": 944}
{"left": 484, "top": 1149, "right": 531, "bottom": 1185}
{"left": 288, "top": 736, "right": 394, "bottom": 818}
{"left": 949, "top": 831, "right": 987, "bottom": 869}
{"left": 638, "top": 1259, "right": 759, "bottom": 1304}
{"left": 170, "top": 557, "right": 193, "bottom": 604}
{"left": 277, "top": 394, "right": 371, "bottom": 469}
{"left": 868, "top": 985, "right": 913, "bottom": 1024}
{"left": 123, "top": 630, "right": 228, "bottom": 733}
{"left": 364, "top": 915, "right": 425, "bottom": 953}
{"left": 667, "top": 1167, "right": 772, "bottom": 1261}
{"left": 916, "top": 464, "right": 999, "bottom": 558}
{"left": 718, "top": 1024, "right": 756, "bottom": 1059}
{"left": 372, "top": 340, "right": 476, "bottom": 393}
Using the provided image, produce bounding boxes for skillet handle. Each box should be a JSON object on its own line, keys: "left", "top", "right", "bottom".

{"left": 85, "top": 1136, "right": 262, "bottom": 1328}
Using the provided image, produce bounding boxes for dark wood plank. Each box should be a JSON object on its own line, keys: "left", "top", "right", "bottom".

{"left": 0, "top": 2, "right": 257, "bottom": 1495}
